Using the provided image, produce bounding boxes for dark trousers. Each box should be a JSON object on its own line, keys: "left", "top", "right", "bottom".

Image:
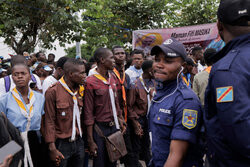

{"left": 120, "top": 123, "right": 138, "bottom": 167}
{"left": 28, "top": 131, "right": 48, "bottom": 167}
{"left": 54, "top": 137, "right": 85, "bottom": 167}
{"left": 130, "top": 116, "right": 151, "bottom": 167}
{"left": 93, "top": 123, "right": 117, "bottom": 167}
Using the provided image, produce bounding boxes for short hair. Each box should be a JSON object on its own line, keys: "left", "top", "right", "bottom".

{"left": 112, "top": 46, "right": 123, "bottom": 53}
{"left": 204, "top": 48, "right": 217, "bottom": 66}
{"left": 11, "top": 63, "right": 30, "bottom": 73}
{"left": 130, "top": 49, "right": 144, "bottom": 58}
{"left": 11, "top": 55, "right": 27, "bottom": 67}
{"left": 185, "top": 57, "right": 196, "bottom": 67}
{"left": 48, "top": 53, "right": 55, "bottom": 58}
{"left": 93, "top": 48, "right": 111, "bottom": 64}
{"left": 56, "top": 56, "right": 69, "bottom": 68}
{"left": 88, "top": 56, "right": 96, "bottom": 63}
{"left": 63, "top": 58, "right": 85, "bottom": 73}
{"left": 192, "top": 47, "right": 203, "bottom": 55}
{"left": 141, "top": 60, "right": 153, "bottom": 72}
{"left": 35, "top": 51, "right": 43, "bottom": 58}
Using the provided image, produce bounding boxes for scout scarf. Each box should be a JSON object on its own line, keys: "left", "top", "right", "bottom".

{"left": 12, "top": 87, "right": 35, "bottom": 167}
{"left": 59, "top": 77, "right": 82, "bottom": 141}
{"left": 113, "top": 68, "right": 127, "bottom": 122}
{"left": 139, "top": 76, "right": 153, "bottom": 115}
{"left": 93, "top": 71, "right": 120, "bottom": 130}
{"left": 205, "top": 66, "right": 212, "bottom": 74}
{"left": 181, "top": 73, "right": 191, "bottom": 88}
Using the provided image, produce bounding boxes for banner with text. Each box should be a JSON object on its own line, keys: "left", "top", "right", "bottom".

{"left": 132, "top": 23, "right": 225, "bottom": 56}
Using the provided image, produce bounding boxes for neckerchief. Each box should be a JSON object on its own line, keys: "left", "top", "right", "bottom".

{"left": 93, "top": 71, "right": 120, "bottom": 129}
{"left": 204, "top": 66, "right": 212, "bottom": 74}
{"left": 113, "top": 68, "right": 127, "bottom": 122}
{"left": 59, "top": 77, "right": 82, "bottom": 140}
{"left": 139, "top": 76, "right": 153, "bottom": 116}
{"left": 12, "top": 87, "right": 35, "bottom": 167}
{"left": 181, "top": 73, "right": 191, "bottom": 88}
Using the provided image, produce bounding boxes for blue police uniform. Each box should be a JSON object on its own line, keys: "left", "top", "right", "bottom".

{"left": 204, "top": 33, "right": 250, "bottom": 167}
{"left": 149, "top": 78, "right": 203, "bottom": 167}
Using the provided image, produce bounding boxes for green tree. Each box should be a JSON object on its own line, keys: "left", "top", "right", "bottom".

{"left": 0, "top": 0, "right": 84, "bottom": 54}
{"left": 64, "top": 44, "right": 93, "bottom": 60}
{"left": 65, "top": 0, "right": 219, "bottom": 58}
{"left": 65, "top": 0, "right": 169, "bottom": 58}
{"left": 164, "top": 0, "right": 219, "bottom": 27}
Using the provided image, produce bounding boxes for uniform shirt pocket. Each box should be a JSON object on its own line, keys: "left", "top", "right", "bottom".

{"left": 56, "top": 102, "right": 71, "bottom": 121}
{"left": 153, "top": 112, "right": 174, "bottom": 139}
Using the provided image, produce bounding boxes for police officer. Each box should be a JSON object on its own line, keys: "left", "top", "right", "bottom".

{"left": 149, "top": 38, "right": 203, "bottom": 167}
{"left": 204, "top": 0, "right": 250, "bottom": 166}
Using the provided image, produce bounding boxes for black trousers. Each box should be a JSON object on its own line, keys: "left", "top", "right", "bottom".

{"left": 93, "top": 123, "right": 118, "bottom": 167}
{"left": 28, "top": 131, "right": 48, "bottom": 167}
{"left": 54, "top": 137, "right": 85, "bottom": 167}
{"left": 130, "top": 116, "right": 151, "bottom": 167}
{"left": 120, "top": 122, "right": 138, "bottom": 167}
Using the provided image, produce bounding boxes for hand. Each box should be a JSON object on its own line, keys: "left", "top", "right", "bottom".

{"left": 133, "top": 120, "right": 143, "bottom": 137}
{"left": 120, "top": 122, "right": 127, "bottom": 134}
{"left": 88, "top": 141, "right": 98, "bottom": 157}
{"left": 0, "top": 155, "right": 13, "bottom": 167}
{"left": 118, "top": 118, "right": 127, "bottom": 134}
{"left": 49, "top": 149, "right": 64, "bottom": 166}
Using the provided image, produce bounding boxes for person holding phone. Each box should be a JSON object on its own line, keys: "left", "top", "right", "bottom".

{"left": 0, "top": 155, "right": 13, "bottom": 167}
{"left": 0, "top": 63, "right": 45, "bottom": 167}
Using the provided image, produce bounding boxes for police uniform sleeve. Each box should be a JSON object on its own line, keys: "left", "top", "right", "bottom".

{"left": 171, "top": 93, "right": 202, "bottom": 144}
{"left": 210, "top": 69, "right": 250, "bottom": 158}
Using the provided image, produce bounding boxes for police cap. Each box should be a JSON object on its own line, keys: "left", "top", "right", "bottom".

{"left": 151, "top": 38, "right": 187, "bottom": 60}
{"left": 218, "top": 0, "right": 250, "bottom": 26}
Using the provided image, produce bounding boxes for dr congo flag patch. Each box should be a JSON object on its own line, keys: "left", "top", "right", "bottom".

{"left": 216, "top": 86, "right": 233, "bottom": 103}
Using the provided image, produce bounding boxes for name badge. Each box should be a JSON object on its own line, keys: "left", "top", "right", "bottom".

{"left": 62, "top": 112, "right": 66, "bottom": 116}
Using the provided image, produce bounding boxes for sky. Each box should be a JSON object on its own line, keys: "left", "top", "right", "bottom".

{"left": 0, "top": 37, "right": 75, "bottom": 60}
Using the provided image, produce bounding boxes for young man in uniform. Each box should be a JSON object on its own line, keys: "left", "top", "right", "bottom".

{"left": 112, "top": 46, "right": 137, "bottom": 167}
{"left": 125, "top": 49, "right": 144, "bottom": 85}
{"left": 127, "top": 60, "right": 155, "bottom": 167}
{"left": 205, "top": 0, "right": 250, "bottom": 166}
{"left": 149, "top": 38, "right": 203, "bottom": 167}
{"left": 84, "top": 48, "right": 126, "bottom": 167}
{"left": 181, "top": 57, "right": 196, "bottom": 88}
{"left": 44, "top": 58, "right": 86, "bottom": 167}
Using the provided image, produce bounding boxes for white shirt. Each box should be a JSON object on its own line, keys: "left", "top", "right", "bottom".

{"left": 0, "top": 74, "right": 42, "bottom": 97}
{"left": 125, "top": 65, "right": 143, "bottom": 85}
{"left": 88, "top": 67, "right": 97, "bottom": 76}
{"left": 197, "top": 61, "right": 207, "bottom": 73}
{"left": 42, "top": 75, "right": 58, "bottom": 95}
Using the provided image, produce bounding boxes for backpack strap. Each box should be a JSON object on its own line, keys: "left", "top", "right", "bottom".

{"left": 4, "top": 75, "right": 11, "bottom": 92}
{"left": 30, "top": 74, "right": 37, "bottom": 83}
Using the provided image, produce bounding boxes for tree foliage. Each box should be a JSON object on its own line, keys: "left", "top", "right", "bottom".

{"left": 0, "top": 0, "right": 219, "bottom": 57}
{"left": 165, "top": 0, "right": 219, "bottom": 27}
{"left": 65, "top": 0, "right": 219, "bottom": 58}
{"left": 0, "top": 0, "right": 84, "bottom": 54}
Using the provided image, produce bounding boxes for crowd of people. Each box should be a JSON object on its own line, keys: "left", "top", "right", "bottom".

{"left": 0, "top": 0, "right": 250, "bottom": 167}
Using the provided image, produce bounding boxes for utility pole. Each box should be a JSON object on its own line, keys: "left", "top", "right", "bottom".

{"left": 76, "top": 32, "right": 81, "bottom": 59}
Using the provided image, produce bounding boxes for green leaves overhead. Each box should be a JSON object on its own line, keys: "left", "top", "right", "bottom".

{"left": 0, "top": 0, "right": 219, "bottom": 56}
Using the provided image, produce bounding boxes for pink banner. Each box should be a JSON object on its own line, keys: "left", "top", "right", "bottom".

{"left": 132, "top": 23, "right": 222, "bottom": 55}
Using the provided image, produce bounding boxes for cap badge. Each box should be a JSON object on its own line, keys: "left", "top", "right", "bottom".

{"left": 163, "top": 39, "right": 173, "bottom": 45}
{"left": 238, "top": 9, "right": 247, "bottom": 14}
